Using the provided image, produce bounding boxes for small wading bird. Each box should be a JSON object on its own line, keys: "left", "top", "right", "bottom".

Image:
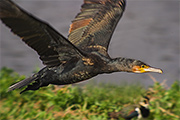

{"left": 0, "top": 0, "right": 162, "bottom": 94}
{"left": 108, "top": 94, "right": 151, "bottom": 120}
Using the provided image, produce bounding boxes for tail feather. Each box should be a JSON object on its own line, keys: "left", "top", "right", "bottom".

{"left": 8, "top": 76, "right": 38, "bottom": 92}
{"left": 20, "top": 81, "right": 41, "bottom": 94}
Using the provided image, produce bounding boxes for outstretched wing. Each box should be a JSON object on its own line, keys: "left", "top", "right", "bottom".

{"left": 68, "top": 0, "right": 126, "bottom": 56}
{"left": 0, "top": 0, "right": 84, "bottom": 67}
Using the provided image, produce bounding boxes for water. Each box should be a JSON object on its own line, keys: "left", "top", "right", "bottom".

{"left": 0, "top": 0, "right": 179, "bottom": 87}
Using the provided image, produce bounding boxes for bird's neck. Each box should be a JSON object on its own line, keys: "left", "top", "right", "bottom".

{"left": 105, "top": 57, "right": 135, "bottom": 73}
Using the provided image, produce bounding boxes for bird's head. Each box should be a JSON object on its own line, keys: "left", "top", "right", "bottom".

{"left": 131, "top": 60, "right": 163, "bottom": 74}
{"left": 110, "top": 58, "right": 163, "bottom": 74}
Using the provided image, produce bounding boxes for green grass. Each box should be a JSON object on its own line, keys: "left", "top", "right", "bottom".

{"left": 0, "top": 67, "right": 180, "bottom": 120}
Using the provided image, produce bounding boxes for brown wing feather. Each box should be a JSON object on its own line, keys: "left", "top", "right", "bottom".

{"left": 68, "top": 0, "right": 126, "bottom": 56}
{"left": 0, "top": 0, "right": 84, "bottom": 67}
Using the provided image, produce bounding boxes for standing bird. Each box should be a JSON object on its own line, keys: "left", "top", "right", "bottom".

{"left": 108, "top": 96, "right": 150, "bottom": 120}
{"left": 0, "top": 0, "right": 162, "bottom": 94}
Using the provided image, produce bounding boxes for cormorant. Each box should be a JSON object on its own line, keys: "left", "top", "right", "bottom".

{"left": 0, "top": 0, "right": 163, "bottom": 93}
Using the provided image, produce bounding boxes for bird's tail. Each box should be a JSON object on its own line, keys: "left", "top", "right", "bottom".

{"left": 8, "top": 76, "right": 38, "bottom": 93}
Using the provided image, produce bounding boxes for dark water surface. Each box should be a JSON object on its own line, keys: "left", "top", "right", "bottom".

{"left": 0, "top": 0, "right": 179, "bottom": 87}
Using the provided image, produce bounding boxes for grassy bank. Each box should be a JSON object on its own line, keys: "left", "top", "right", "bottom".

{"left": 0, "top": 67, "right": 179, "bottom": 120}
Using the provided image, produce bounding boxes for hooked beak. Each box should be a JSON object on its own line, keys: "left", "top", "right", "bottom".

{"left": 133, "top": 66, "right": 163, "bottom": 73}
{"left": 143, "top": 67, "right": 163, "bottom": 74}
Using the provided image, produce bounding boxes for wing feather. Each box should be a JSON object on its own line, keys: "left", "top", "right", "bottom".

{"left": 68, "top": 0, "right": 126, "bottom": 56}
{"left": 0, "top": 0, "right": 84, "bottom": 67}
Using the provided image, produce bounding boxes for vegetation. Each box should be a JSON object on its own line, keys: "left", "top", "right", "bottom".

{"left": 0, "top": 67, "right": 179, "bottom": 120}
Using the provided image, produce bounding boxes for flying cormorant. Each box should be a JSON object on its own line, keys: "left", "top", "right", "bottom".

{"left": 0, "top": 0, "right": 163, "bottom": 93}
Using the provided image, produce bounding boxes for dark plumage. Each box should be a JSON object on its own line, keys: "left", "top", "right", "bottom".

{"left": 0, "top": 0, "right": 162, "bottom": 93}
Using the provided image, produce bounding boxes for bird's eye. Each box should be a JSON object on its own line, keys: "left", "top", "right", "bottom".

{"left": 141, "top": 65, "right": 145, "bottom": 68}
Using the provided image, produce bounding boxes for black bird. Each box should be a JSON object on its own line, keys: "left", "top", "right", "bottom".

{"left": 0, "top": 0, "right": 162, "bottom": 93}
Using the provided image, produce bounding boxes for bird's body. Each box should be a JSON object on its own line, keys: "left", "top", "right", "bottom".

{"left": 119, "top": 104, "right": 150, "bottom": 120}
{"left": 108, "top": 96, "right": 151, "bottom": 120}
{"left": 0, "top": 0, "right": 162, "bottom": 93}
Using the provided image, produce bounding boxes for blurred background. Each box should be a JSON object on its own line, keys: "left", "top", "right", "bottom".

{"left": 0, "top": 0, "right": 179, "bottom": 87}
